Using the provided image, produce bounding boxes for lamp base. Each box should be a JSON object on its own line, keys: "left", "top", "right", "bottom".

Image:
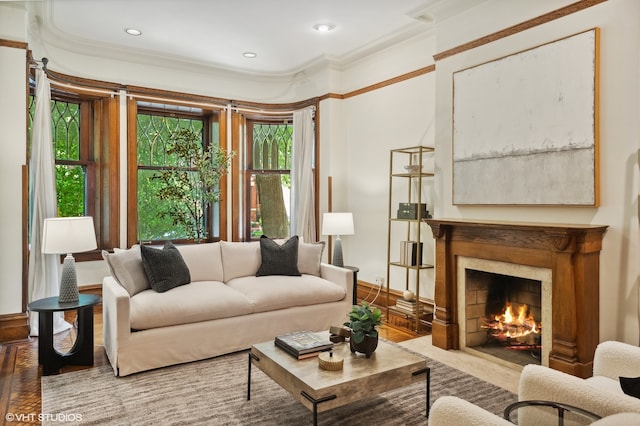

{"left": 333, "top": 237, "right": 344, "bottom": 268}
{"left": 59, "top": 255, "right": 79, "bottom": 303}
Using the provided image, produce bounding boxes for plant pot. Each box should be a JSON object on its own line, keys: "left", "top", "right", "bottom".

{"left": 349, "top": 332, "right": 378, "bottom": 358}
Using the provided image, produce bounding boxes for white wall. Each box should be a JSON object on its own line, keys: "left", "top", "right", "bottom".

{"left": 433, "top": 0, "right": 640, "bottom": 344}
{"left": 0, "top": 4, "right": 28, "bottom": 315}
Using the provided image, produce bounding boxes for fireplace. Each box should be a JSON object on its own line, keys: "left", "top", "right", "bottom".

{"left": 459, "top": 257, "right": 550, "bottom": 367}
{"left": 425, "top": 219, "right": 607, "bottom": 378}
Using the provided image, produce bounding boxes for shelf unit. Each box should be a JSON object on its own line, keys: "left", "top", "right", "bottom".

{"left": 385, "top": 146, "right": 435, "bottom": 332}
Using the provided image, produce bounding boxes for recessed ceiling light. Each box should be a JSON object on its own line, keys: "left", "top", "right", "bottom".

{"left": 243, "top": 52, "right": 257, "bottom": 58}
{"left": 125, "top": 28, "right": 142, "bottom": 36}
{"left": 313, "top": 23, "right": 335, "bottom": 33}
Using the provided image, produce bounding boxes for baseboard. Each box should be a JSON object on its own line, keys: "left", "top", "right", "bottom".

{"left": 0, "top": 312, "right": 29, "bottom": 342}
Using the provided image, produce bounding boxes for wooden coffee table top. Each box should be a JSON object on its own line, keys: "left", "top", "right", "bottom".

{"left": 250, "top": 332, "right": 428, "bottom": 413}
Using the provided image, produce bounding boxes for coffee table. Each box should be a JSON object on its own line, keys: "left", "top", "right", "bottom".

{"left": 247, "top": 332, "right": 430, "bottom": 425}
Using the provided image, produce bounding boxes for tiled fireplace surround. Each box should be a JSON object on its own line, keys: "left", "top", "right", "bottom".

{"left": 425, "top": 219, "right": 608, "bottom": 378}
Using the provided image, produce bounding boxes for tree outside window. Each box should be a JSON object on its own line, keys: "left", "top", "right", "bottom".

{"left": 245, "top": 119, "right": 293, "bottom": 240}
{"left": 136, "top": 105, "right": 222, "bottom": 242}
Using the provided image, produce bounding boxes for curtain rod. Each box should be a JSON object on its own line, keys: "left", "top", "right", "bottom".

{"left": 128, "top": 93, "right": 228, "bottom": 110}
{"left": 37, "top": 57, "right": 315, "bottom": 114}
{"left": 231, "top": 105, "right": 315, "bottom": 115}
{"left": 39, "top": 57, "right": 121, "bottom": 96}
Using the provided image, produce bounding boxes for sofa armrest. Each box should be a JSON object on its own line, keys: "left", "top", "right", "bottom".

{"left": 102, "top": 276, "right": 132, "bottom": 375}
{"left": 519, "top": 364, "right": 640, "bottom": 423}
{"left": 319, "top": 263, "right": 354, "bottom": 303}
{"left": 594, "top": 341, "right": 640, "bottom": 380}
{"left": 428, "top": 396, "right": 512, "bottom": 426}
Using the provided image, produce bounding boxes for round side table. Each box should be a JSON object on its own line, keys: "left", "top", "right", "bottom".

{"left": 28, "top": 294, "right": 101, "bottom": 375}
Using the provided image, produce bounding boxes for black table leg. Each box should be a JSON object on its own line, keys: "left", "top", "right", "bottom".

{"left": 38, "top": 306, "right": 95, "bottom": 375}
{"left": 247, "top": 352, "right": 259, "bottom": 400}
{"left": 71, "top": 306, "right": 94, "bottom": 366}
{"left": 38, "top": 311, "right": 53, "bottom": 369}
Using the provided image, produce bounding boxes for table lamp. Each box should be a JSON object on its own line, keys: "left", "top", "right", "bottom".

{"left": 322, "top": 212, "right": 355, "bottom": 267}
{"left": 41, "top": 216, "right": 97, "bottom": 303}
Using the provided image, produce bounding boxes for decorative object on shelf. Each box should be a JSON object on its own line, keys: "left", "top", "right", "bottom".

{"left": 397, "top": 202, "right": 429, "bottom": 220}
{"left": 399, "top": 241, "right": 423, "bottom": 266}
{"left": 404, "top": 164, "right": 422, "bottom": 174}
{"left": 322, "top": 212, "right": 355, "bottom": 267}
{"left": 318, "top": 351, "right": 344, "bottom": 371}
{"left": 403, "top": 290, "right": 415, "bottom": 301}
{"left": 41, "top": 217, "right": 97, "bottom": 303}
{"left": 344, "top": 302, "right": 382, "bottom": 358}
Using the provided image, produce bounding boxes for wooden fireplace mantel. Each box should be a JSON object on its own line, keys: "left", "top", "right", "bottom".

{"left": 425, "top": 218, "right": 608, "bottom": 378}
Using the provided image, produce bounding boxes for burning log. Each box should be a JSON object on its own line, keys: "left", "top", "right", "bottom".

{"left": 481, "top": 303, "right": 541, "bottom": 346}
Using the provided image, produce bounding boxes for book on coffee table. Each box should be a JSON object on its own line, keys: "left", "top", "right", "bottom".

{"left": 274, "top": 331, "right": 334, "bottom": 358}
{"left": 276, "top": 342, "right": 332, "bottom": 360}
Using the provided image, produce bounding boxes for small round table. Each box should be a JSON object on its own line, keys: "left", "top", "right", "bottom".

{"left": 28, "top": 294, "right": 101, "bottom": 375}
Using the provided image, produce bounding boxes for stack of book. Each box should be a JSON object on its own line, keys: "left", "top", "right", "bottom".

{"left": 399, "top": 241, "right": 423, "bottom": 266}
{"left": 395, "top": 299, "right": 423, "bottom": 315}
{"left": 274, "top": 331, "right": 334, "bottom": 359}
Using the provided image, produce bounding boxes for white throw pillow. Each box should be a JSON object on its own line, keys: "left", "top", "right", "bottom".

{"left": 102, "top": 245, "right": 150, "bottom": 296}
{"left": 298, "top": 241, "right": 325, "bottom": 276}
{"left": 220, "top": 241, "right": 261, "bottom": 282}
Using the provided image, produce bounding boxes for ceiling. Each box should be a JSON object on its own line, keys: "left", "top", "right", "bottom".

{"left": 26, "top": 0, "right": 485, "bottom": 76}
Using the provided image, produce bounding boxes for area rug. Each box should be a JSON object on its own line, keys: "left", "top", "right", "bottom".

{"left": 42, "top": 348, "right": 516, "bottom": 425}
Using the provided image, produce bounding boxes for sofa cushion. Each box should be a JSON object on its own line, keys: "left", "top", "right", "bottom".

{"left": 140, "top": 242, "right": 191, "bottom": 293}
{"left": 220, "top": 241, "right": 261, "bottom": 282}
{"left": 256, "top": 235, "right": 301, "bottom": 276}
{"left": 102, "top": 245, "right": 150, "bottom": 296}
{"left": 176, "top": 242, "right": 224, "bottom": 282}
{"left": 227, "top": 274, "right": 346, "bottom": 313}
{"left": 298, "top": 241, "right": 325, "bottom": 276}
{"left": 586, "top": 376, "right": 624, "bottom": 395}
{"left": 129, "top": 281, "right": 254, "bottom": 330}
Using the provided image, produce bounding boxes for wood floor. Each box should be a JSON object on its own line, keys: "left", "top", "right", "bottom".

{"left": 0, "top": 303, "right": 421, "bottom": 425}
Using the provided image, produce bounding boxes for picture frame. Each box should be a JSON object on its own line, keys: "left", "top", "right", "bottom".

{"left": 452, "top": 28, "right": 599, "bottom": 206}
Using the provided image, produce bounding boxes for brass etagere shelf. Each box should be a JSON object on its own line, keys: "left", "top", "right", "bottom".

{"left": 385, "top": 146, "right": 435, "bottom": 332}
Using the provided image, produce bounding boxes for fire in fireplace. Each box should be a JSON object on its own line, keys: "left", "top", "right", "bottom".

{"left": 482, "top": 302, "right": 541, "bottom": 348}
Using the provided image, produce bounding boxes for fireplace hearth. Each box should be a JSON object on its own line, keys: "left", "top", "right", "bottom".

{"left": 426, "top": 219, "right": 607, "bottom": 378}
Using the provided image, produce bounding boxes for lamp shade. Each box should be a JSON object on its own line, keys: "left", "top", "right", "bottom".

{"left": 41, "top": 216, "right": 97, "bottom": 254}
{"left": 322, "top": 212, "right": 355, "bottom": 236}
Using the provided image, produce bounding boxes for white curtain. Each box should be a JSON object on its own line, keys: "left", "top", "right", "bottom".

{"left": 290, "top": 106, "right": 316, "bottom": 242}
{"left": 28, "top": 69, "right": 72, "bottom": 336}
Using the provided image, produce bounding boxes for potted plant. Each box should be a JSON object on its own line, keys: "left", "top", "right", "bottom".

{"left": 344, "top": 302, "right": 382, "bottom": 358}
{"left": 152, "top": 129, "right": 234, "bottom": 241}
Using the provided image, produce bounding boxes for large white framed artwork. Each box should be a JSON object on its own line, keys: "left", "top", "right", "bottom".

{"left": 452, "top": 28, "right": 599, "bottom": 206}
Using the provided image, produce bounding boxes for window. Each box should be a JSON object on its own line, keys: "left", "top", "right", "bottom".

{"left": 244, "top": 118, "right": 293, "bottom": 240}
{"left": 133, "top": 102, "right": 221, "bottom": 243}
{"left": 28, "top": 88, "right": 117, "bottom": 257}
{"left": 29, "top": 96, "right": 93, "bottom": 218}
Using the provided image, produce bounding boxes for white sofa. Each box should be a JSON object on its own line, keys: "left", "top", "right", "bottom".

{"left": 428, "top": 341, "right": 640, "bottom": 426}
{"left": 102, "top": 239, "right": 353, "bottom": 376}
